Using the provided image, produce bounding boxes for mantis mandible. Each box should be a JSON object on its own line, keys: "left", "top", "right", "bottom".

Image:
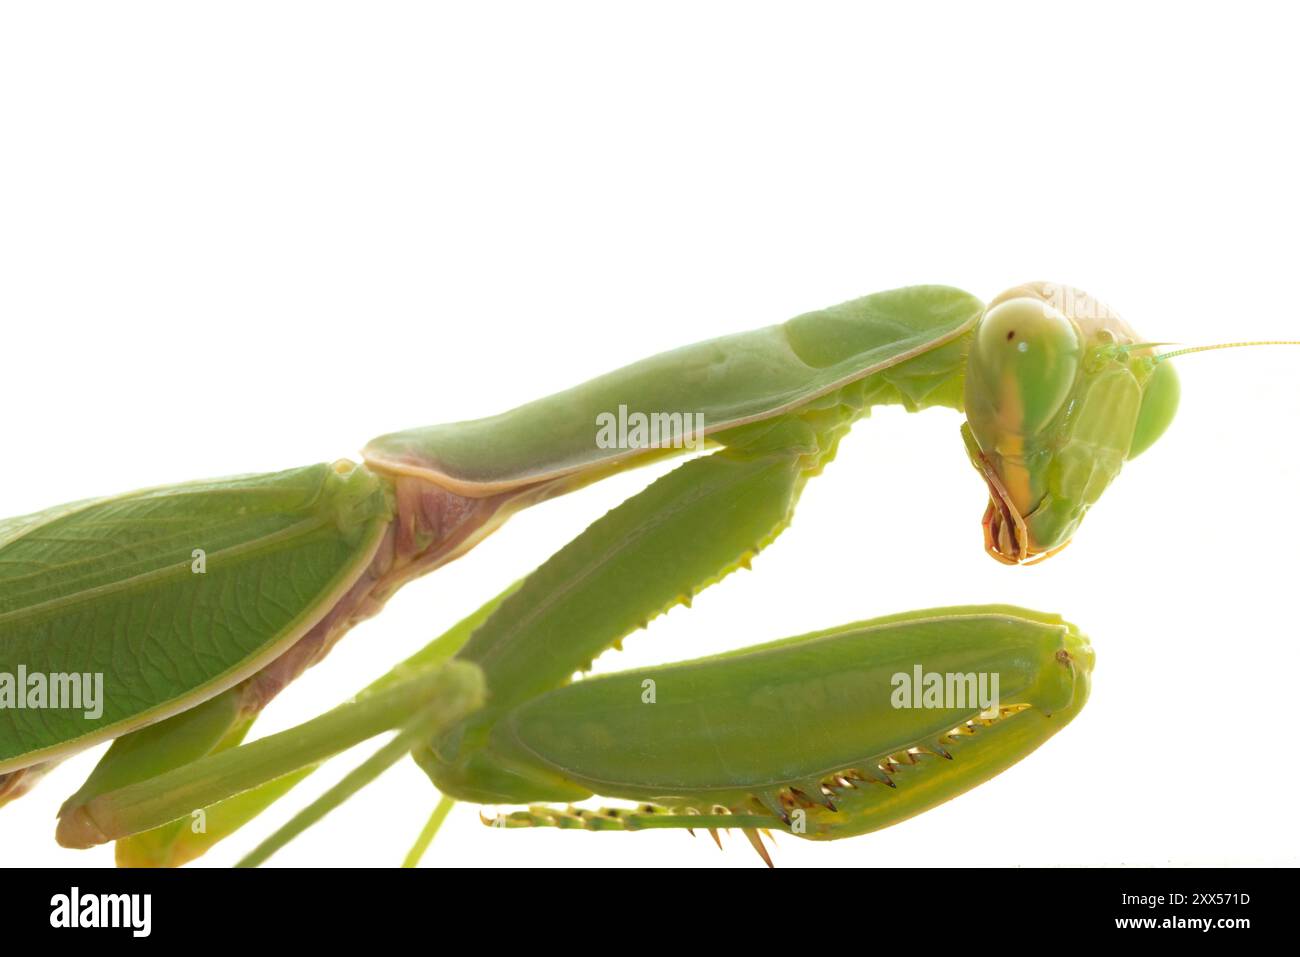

{"left": 0, "top": 281, "right": 1277, "bottom": 866}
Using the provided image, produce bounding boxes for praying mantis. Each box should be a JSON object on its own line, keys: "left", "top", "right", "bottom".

{"left": 0, "top": 281, "right": 1272, "bottom": 867}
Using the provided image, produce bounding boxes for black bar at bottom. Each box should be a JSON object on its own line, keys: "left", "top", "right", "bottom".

{"left": 5, "top": 865, "right": 1287, "bottom": 942}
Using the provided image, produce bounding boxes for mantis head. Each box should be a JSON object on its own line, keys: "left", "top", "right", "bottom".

{"left": 962, "top": 282, "right": 1181, "bottom": 564}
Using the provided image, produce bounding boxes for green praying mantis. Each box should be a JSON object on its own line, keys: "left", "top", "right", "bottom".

{"left": 0, "top": 281, "right": 1281, "bottom": 867}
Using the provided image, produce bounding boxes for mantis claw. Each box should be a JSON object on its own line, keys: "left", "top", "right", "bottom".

{"left": 743, "top": 829, "right": 775, "bottom": 868}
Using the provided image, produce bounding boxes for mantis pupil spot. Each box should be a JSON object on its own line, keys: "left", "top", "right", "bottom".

{"left": 1006, "top": 330, "right": 1015, "bottom": 341}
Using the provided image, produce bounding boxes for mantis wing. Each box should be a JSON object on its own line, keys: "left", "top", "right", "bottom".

{"left": 0, "top": 461, "right": 391, "bottom": 773}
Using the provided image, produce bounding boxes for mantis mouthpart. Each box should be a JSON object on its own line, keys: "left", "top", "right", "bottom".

{"left": 0, "top": 282, "right": 1272, "bottom": 866}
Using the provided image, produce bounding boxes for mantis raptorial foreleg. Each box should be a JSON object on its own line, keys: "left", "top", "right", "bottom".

{"left": 417, "top": 444, "right": 828, "bottom": 802}
{"left": 458, "top": 605, "right": 1090, "bottom": 869}
{"left": 453, "top": 448, "right": 811, "bottom": 710}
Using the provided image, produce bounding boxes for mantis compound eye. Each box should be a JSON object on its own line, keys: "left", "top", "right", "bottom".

{"left": 965, "top": 296, "right": 1083, "bottom": 445}
{"left": 963, "top": 294, "right": 1086, "bottom": 564}
{"left": 1129, "top": 358, "right": 1180, "bottom": 459}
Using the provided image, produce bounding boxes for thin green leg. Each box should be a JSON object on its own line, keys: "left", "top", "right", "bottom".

{"left": 236, "top": 706, "right": 448, "bottom": 868}
{"left": 401, "top": 794, "right": 457, "bottom": 868}
{"left": 56, "top": 660, "right": 484, "bottom": 849}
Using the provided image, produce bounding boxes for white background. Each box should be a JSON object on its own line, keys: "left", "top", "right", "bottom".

{"left": 3, "top": 3, "right": 1298, "bottom": 869}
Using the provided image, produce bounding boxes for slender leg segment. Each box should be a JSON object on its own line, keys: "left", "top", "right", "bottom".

{"left": 55, "top": 659, "right": 485, "bottom": 849}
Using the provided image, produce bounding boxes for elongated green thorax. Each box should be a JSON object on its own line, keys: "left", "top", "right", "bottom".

{"left": 363, "top": 286, "right": 983, "bottom": 493}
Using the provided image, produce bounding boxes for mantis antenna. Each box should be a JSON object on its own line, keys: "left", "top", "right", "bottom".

{"left": 1152, "top": 340, "right": 1300, "bottom": 361}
